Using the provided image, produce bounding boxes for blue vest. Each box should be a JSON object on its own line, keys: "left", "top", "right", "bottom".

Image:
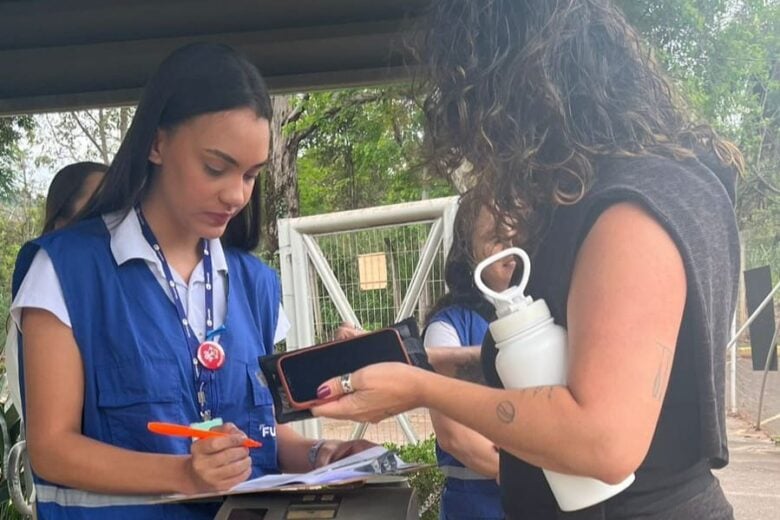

{"left": 13, "top": 218, "right": 280, "bottom": 520}
{"left": 427, "top": 306, "right": 503, "bottom": 520}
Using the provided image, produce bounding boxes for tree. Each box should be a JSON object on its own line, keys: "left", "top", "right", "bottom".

{"left": 0, "top": 136, "right": 46, "bottom": 345}
{"left": 0, "top": 116, "right": 34, "bottom": 200}
{"left": 262, "top": 94, "right": 303, "bottom": 254}
{"left": 37, "top": 107, "right": 133, "bottom": 166}
{"left": 262, "top": 88, "right": 452, "bottom": 253}
{"left": 618, "top": 0, "right": 780, "bottom": 274}
{"left": 295, "top": 88, "right": 442, "bottom": 214}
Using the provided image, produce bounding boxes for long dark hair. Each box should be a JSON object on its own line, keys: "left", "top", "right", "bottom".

{"left": 426, "top": 193, "right": 497, "bottom": 325}
{"left": 42, "top": 161, "right": 108, "bottom": 234}
{"left": 418, "top": 0, "right": 744, "bottom": 250}
{"left": 78, "top": 43, "right": 272, "bottom": 250}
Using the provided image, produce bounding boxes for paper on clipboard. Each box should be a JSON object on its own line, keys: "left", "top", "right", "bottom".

{"left": 159, "top": 446, "right": 429, "bottom": 503}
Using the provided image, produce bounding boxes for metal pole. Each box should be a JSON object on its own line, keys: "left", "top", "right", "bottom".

{"left": 289, "top": 197, "right": 458, "bottom": 234}
{"left": 395, "top": 218, "right": 443, "bottom": 321}
{"left": 301, "top": 234, "right": 361, "bottom": 327}
{"left": 755, "top": 325, "right": 779, "bottom": 430}
{"left": 726, "top": 280, "right": 780, "bottom": 352}
{"left": 725, "top": 278, "right": 779, "bottom": 422}
{"left": 730, "top": 314, "right": 737, "bottom": 413}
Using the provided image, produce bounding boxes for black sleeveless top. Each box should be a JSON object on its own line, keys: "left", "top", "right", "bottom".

{"left": 481, "top": 154, "right": 739, "bottom": 519}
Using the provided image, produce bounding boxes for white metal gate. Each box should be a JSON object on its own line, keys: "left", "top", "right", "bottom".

{"left": 278, "top": 197, "right": 458, "bottom": 442}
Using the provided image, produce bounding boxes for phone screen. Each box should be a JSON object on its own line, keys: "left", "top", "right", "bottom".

{"left": 279, "top": 329, "right": 408, "bottom": 405}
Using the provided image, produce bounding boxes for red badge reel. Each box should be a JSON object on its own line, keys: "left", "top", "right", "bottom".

{"left": 197, "top": 341, "right": 225, "bottom": 370}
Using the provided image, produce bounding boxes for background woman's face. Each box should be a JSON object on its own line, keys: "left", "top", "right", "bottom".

{"left": 472, "top": 206, "right": 516, "bottom": 292}
{"left": 148, "top": 107, "right": 270, "bottom": 240}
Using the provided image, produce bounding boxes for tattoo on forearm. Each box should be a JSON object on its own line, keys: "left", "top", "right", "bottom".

{"left": 530, "top": 386, "right": 555, "bottom": 400}
{"left": 496, "top": 401, "right": 516, "bottom": 424}
{"left": 455, "top": 360, "right": 486, "bottom": 384}
{"left": 652, "top": 342, "right": 673, "bottom": 401}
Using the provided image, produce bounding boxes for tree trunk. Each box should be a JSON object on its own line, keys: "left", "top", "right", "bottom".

{"left": 346, "top": 146, "right": 356, "bottom": 209}
{"left": 98, "top": 109, "right": 109, "bottom": 164}
{"left": 263, "top": 94, "right": 301, "bottom": 253}
{"left": 385, "top": 237, "right": 402, "bottom": 317}
{"left": 119, "top": 107, "right": 130, "bottom": 141}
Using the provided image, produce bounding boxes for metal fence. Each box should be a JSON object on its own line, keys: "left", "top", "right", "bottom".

{"left": 279, "top": 197, "right": 459, "bottom": 444}
{"left": 310, "top": 224, "right": 447, "bottom": 444}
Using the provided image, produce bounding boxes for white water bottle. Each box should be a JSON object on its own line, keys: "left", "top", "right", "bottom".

{"left": 474, "top": 248, "right": 634, "bottom": 512}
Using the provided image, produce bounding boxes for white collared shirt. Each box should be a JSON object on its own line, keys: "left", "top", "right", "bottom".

{"left": 11, "top": 210, "right": 289, "bottom": 343}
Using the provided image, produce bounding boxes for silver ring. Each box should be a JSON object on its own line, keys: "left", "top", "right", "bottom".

{"left": 339, "top": 373, "right": 354, "bottom": 394}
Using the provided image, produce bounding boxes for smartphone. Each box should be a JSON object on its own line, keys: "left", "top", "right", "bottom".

{"left": 276, "top": 328, "right": 410, "bottom": 409}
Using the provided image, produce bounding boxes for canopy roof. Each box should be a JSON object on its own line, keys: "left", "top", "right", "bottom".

{"left": 0, "top": 0, "right": 428, "bottom": 115}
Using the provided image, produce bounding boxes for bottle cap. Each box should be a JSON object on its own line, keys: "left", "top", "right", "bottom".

{"left": 474, "top": 247, "right": 533, "bottom": 318}
{"left": 489, "top": 298, "right": 552, "bottom": 343}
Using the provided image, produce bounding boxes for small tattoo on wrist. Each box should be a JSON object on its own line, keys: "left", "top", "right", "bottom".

{"left": 496, "top": 401, "right": 515, "bottom": 423}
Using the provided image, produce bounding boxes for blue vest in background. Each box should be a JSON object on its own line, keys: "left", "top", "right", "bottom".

{"left": 427, "top": 306, "right": 503, "bottom": 520}
{"left": 13, "top": 217, "right": 281, "bottom": 520}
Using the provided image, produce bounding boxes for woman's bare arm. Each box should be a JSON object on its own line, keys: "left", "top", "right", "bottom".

{"left": 314, "top": 203, "right": 686, "bottom": 484}
{"left": 23, "top": 308, "right": 250, "bottom": 494}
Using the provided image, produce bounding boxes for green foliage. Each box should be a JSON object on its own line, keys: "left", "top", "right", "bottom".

{"left": 618, "top": 0, "right": 780, "bottom": 277}
{"left": 0, "top": 199, "right": 44, "bottom": 347}
{"left": 0, "top": 117, "right": 34, "bottom": 201}
{"left": 0, "top": 402, "right": 24, "bottom": 519}
{"left": 0, "top": 502, "right": 24, "bottom": 520}
{"left": 385, "top": 437, "right": 443, "bottom": 520}
{"left": 0, "top": 197, "right": 43, "bottom": 338}
{"left": 294, "top": 88, "right": 453, "bottom": 217}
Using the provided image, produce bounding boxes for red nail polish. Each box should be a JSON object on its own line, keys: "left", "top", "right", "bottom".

{"left": 317, "top": 386, "right": 331, "bottom": 399}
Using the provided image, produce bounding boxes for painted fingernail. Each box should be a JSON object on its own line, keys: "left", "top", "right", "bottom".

{"left": 317, "top": 385, "right": 331, "bottom": 399}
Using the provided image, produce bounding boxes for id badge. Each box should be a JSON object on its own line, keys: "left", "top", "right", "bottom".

{"left": 190, "top": 417, "right": 223, "bottom": 433}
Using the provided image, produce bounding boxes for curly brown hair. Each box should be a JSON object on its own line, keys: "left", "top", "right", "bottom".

{"left": 417, "top": 0, "right": 743, "bottom": 250}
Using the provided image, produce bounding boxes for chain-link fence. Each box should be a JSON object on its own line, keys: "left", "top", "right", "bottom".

{"left": 308, "top": 222, "right": 447, "bottom": 445}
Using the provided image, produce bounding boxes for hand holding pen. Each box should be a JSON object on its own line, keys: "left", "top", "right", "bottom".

{"left": 149, "top": 421, "right": 257, "bottom": 493}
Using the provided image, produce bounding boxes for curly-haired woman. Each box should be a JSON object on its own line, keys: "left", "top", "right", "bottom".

{"left": 314, "top": 1, "right": 742, "bottom": 519}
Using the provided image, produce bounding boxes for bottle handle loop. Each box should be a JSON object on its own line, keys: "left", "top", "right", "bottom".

{"left": 473, "top": 247, "right": 532, "bottom": 308}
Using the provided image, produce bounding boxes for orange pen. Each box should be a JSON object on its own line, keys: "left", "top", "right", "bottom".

{"left": 147, "top": 422, "right": 262, "bottom": 448}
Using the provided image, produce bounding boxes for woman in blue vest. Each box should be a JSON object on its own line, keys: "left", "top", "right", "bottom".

{"left": 425, "top": 196, "right": 515, "bottom": 520}
{"left": 11, "top": 43, "right": 371, "bottom": 519}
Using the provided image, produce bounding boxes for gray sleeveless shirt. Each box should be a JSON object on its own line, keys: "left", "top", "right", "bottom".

{"left": 482, "top": 153, "right": 739, "bottom": 519}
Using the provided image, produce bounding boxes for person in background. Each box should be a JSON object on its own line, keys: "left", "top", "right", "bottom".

{"left": 313, "top": 1, "right": 743, "bottom": 518}
{"left": 423, "top": 195, "right": 514, "bottom": 520}
{"left": 11, "top": 43, "right": 371, "bottom": 520}
{"left": 42, "top": 161, "right": 109, "bottom": 233}
{"left": 5, "top": 161, "right": 109, "bottom": 422}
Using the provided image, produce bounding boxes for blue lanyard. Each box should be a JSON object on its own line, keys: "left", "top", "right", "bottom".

{"left": 134, "top": 205, "right": 217, "bottom": 418}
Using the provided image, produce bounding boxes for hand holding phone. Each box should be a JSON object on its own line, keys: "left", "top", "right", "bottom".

{"left": 277, "top": 328, "right": 410, "bottom": 409}
{"left": 258, "top": 327, "right": 412, "bottom": 423}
